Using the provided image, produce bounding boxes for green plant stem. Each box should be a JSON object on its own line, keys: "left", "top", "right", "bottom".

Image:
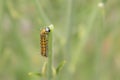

{"left": 0, "top": 0, "right": 4, "bottom": 55}
{"left": 65, "top": 0, "right": 73, "bottom": 54}
{"left": 33, "top": 0, "right": 51, "bottom": 25}
{"left": 0, "top": 0, "right": 4, "bottom": 31}
{"left": 47, "top": 25, "right": 54, "bottom": 80}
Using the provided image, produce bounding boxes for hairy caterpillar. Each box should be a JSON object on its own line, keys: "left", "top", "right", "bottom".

{"left": 40, "top": 27, "right": 50, "bottom": 57}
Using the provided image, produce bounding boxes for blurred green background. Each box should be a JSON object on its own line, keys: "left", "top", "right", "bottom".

{"left": 0, "top": 0, "right": 120, "bottom": 80}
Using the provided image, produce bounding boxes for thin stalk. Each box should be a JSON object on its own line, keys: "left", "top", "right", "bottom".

{"left": 65, "top": 0, "right": 72, "bottom": 53}
{"left": 33, "top": 0, "right": 51, "bottom": 25}
{"left": 69, "top": 1, "right": 99, "bottom": 72}
{"left": 0, "top": 0, "right": 4, "bottom": 55}
{"left": 94, "top": 2, "right": 106, "bottom": 80}
{"left": 47, "top": 25, "right": 54, "bottom": 80}
{"left": 0, "top": 0, "right": 4, "bottom": 31}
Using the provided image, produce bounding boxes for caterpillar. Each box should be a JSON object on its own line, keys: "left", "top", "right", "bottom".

{"left": 40, "top": 27, "right": 50, "bottom": 57}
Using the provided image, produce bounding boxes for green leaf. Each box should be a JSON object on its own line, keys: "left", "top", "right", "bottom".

{"left": 28, "top": 72, "right": 43, "bottom": 77}
{"left": 56, "top": 60, "right": 66, "bottom": 75}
